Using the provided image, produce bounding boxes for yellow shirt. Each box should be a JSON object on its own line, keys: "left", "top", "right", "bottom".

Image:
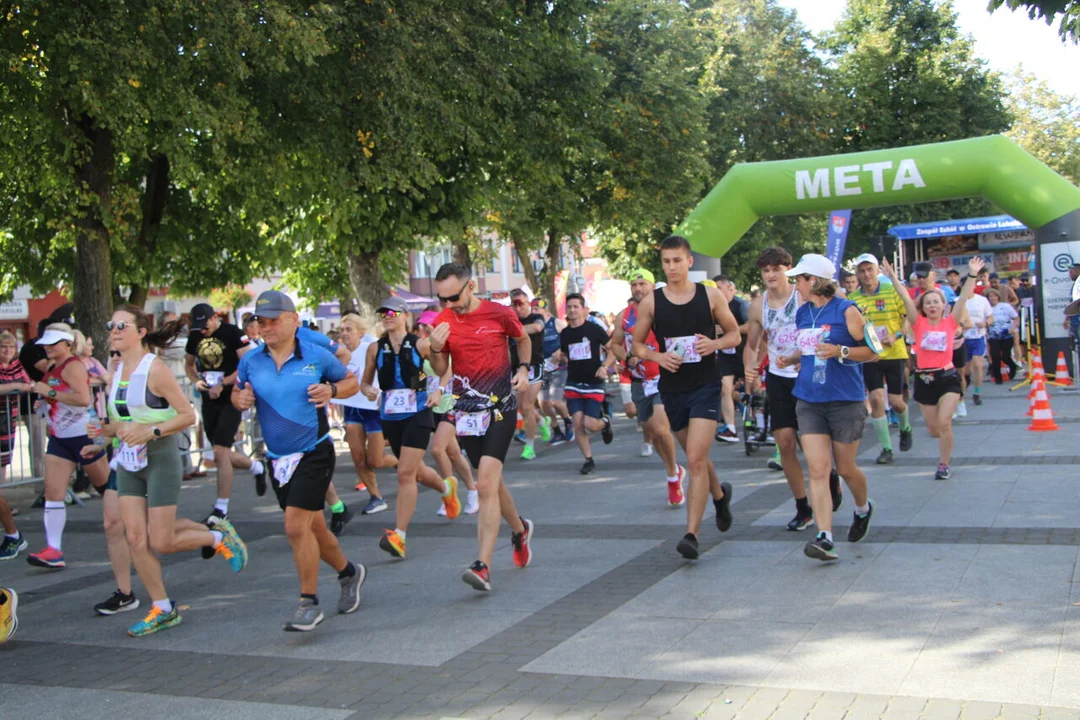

{"left": 849, "top": 280, "right": 908, "bottom": 361}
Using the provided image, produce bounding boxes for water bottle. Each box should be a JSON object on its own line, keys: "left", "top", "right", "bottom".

{"left": 88, "top": 407, "right": 105, "bottom": 446}
{"left": 813, "top": 328, "right": 829, "bottom": 384}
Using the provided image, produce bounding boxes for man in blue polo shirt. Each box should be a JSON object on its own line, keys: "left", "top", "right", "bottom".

{"left": 233, "top": 291, "right": 366, "bottom": 633}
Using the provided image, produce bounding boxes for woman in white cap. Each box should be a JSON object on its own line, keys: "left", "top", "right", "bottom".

{"left": 776, "top": 255, "right": 877, "bottom": 562}
{"left": 26, "top": 324, "right": 120, "bottom": 573}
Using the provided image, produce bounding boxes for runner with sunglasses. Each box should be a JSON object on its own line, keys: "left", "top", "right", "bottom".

{"left": 631, "top": 236, "right": 740, "bottom": 560}
{"left": 360, "top": 297, "right": 461, "bottom": 560}
{"left": 429, "top": 264, "right": 535, "bottom": 592}
{"left": 89, "top": 306, "right": 248, "bottom": 636}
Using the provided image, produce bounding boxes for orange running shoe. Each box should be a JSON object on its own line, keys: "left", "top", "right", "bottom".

{"left": 441, "top": 477, "right": 461, "bottom": 519}
{"left": 379, "top": 529, "right": 406, "bottom": 559}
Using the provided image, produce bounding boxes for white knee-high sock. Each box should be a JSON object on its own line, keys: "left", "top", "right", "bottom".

{"left": 43, "top": 500, "right": 66, "bottom": 550}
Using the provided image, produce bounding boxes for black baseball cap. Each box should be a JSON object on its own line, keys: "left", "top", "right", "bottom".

{"left": 945, "top": 268, "right": 960, "bottom": 276}
{"left": 189, "top": 303, "right": 215, "bottom": 330}
{"left": 989, "top": 272, "right": 999, "bottom": 280}
{"left": 253, "top": 290, "right": 296, "bottom": 319}
{"left": 913, "top": 262, "right": 933, "bottom": 278}
{"left": 1020, "top": 273, "right": 1031, "bottom": 281}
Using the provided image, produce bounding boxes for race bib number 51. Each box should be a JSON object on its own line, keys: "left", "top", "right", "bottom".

{"left": 455, "top": 411, "right": 491, "bottom": 437}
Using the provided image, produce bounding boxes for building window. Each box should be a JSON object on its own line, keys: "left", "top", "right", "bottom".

{"left": 511, "top": 245, "right": 521, "bottom": 274}
{"left": 414, "top": 252, "right": 428, "bottom": 278}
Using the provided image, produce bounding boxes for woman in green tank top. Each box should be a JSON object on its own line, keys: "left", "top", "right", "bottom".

{"left": 86, "top": 305, "right": 249, "bottom": 638}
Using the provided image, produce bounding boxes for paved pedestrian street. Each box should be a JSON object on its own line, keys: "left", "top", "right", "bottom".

{"left": 3, "top": 382, "right": 1080, "bottom": 719}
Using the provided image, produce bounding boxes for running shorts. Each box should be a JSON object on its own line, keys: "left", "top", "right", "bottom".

{"left": 381, "top": 409, "right": 436, "bottom": 458}
{"left": 46, "top": 434, "right": 105, "bottom": 466}
{"left": 344, "top": 406, "right": 382, "bottom": 434}
{"left": 765, "top": 372, "right": 798, "bottom": 431}
{"left": 795, "top": 400, "right": 866, "bottom": 445}
{"left": 964, "top": 337, "right": 987, "bottom": 359}
{"left": 455, "top": 409, "right": 516, "bottom": 470}
{"left": 913, "top": 367, "right": 963, "bottom": 406}
{"left": 202, "top": 397, "right": 243, "bottom": 448}
{"left": 661, "top": 381, "right": 720, "bottom": 433}
{"left": 541, "top": 368, "right": 567, "bottom": 402}
{"left": 271, "top": 439, "right": 336, "bottom": 512}
{"left": 629, "top": 380, "right": 662, "bottom": 424}
{"left": 117, "top": 435, "right": 183, "bottom": 508}
{"left": 863, "top": 359, "right": 906, "bottom": 395}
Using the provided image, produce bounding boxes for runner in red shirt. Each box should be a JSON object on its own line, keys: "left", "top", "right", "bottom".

{"left": 429, "top": 263, "right": 535, "bottom": 592}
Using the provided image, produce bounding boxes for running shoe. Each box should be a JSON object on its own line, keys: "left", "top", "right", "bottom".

{"left": 676, "top": 533, "right": 699, "bottom": 559}
{"left": 354, "top": 481, "right": 367, "bottom": 492}
{"left": 521, "top": 444, "right": 536, "bottom": 461}
{"left": 284, "top": 598, "right": 324, "bottom": 632}
{"left": 601, "top": 415, "right": 614, "bottom": 444}
{"left": 804, "top": 533, "right": 838, "bottom": 562}
{"left": 27, "top": 546, "right": 65, "bottom": 569}
{"left": 379, "top": 529, "right": 406, "bottom": 559}
{"left": 954, "top": 400, "right": 968, "bottom": 418}
{"left": 847, "top": 500, "right": 874, "bottom": 543}
{"left": 362, "top": 496, "right": 388, "bottom": 515}
{"left": 973, "top": 393, "right": 982, "bottom": 406}
{"left": 0, "top": 532, "right": 28, "bottom": 561}
{"left": 714, "top": 482, "right": 734, "bottom": 532}
{"left": 513, "top": 429, "right": 526, "bottom": 444}
{"left": 337, "top": 563, "right": 367, "bottom": 614}
{"left": 564, "top": 422, "right": 575, "bottom": 443}
{"left": 441, "top": 477, "right": 461, "bottom": 519}
{"left": 127, "top": 604, "right": 182, "bottom": 637}
{"left": 767, "top": 451, "right": 783, "bottom": 471}
{"left": 829, "top": 470, "right": 844, "bottom": 512}
{"left": 579, "top": 458, "right": 596, "bottom": 475}
{"left": 94, "top": 589, "right": 140, "bottom": 616}
{"left": 899, "top": 428, "right": 913, "bottom": 452}
{"left": 787, "top": 510, "right": 814, "bottom": 532}
{"left": 667, "top": 466, "right": 686, "bottom": 507}
{"left": 213, "top": 518, "right": 248, "bottom": 573}
{"left": 254, "top": 462, "right": 267, "bottom": 497}
{"left": 934, "top": 463, "right": 953, "bottom": 480}
{"left": 887, "top": 408, "right": 899, "bottom": 427}
{"left": 464, "top": 490, "right": 479, "bottom": 515}
{"left": 0, "top": 588, "right": 17, "bottom": 644}
{"left": 715, "top": 426, "right": 739, "bottom": 443}
{"left": 201, "top": 509, "right": 227, "bottom": 559}
{"left": 330, "top": 504, "right": 355, "bottom": 537}
{"left": 640, "top": 442, "right": 654, "bottom": 457}
{"left": 549, "top": 429, "right": 568, "bottom": 446}
{"left": 462, "top": 560, "right": 491, "bottom": 592}
{"left": 876, "top": 448, "right": 894, "bottom": 465}
{"left": 511, "top": 517, "right": 534, "bottom": 568}
{"left": 538, "top": 417, "right": 553, "bottom": 442}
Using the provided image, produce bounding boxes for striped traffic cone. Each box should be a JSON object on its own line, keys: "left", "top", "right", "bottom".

{"left": 1053, "top": 352, "right": 1072, "bottom": 385}
{"left": 1000, "top": 362, "right": 1011, "bottom": 381}
{"left": 1026, "top": 379, "right": 1037, "bottom": 416}
{"left": 1031, "top": 351, "right": 1047, "bottom": 381}
{"left": 1028, "top": 377, "right": 1060, "bottom": 432}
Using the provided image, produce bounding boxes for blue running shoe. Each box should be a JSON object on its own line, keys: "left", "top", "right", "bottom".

{"left": 0, "top": 533, "right": 28, "bottom": 561}
{"left": 887, "top": 408, "right": 899, "bottom": 427}
{"left": 213, "top": 518, "right": 248, "bottom": 573}
{"left": 128, "top": 604, "right": 182, "bottom": 637}
{"left": 362, "top": 496, "right": 388, "bottom": 515}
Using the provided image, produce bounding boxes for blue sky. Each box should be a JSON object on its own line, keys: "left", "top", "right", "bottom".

{"left": 777, "top": 0, "right": 1080, "bottom": 98}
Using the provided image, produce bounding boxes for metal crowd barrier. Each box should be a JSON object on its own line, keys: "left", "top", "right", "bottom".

{"left": 0, "top": 374, "right": 265, "bottom": 494}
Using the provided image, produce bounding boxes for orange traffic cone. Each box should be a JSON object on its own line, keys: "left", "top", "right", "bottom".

{"left": 1028, "top": 377, "right": 1060, "bottom": 432}
{"left": 1026, "top": 379, "right": 1037, "bottom": 416}
{"left": 1031, "top": 351, "right": 1047, "bottom": 381}
{"left": 1000, "top": 362, "right": 1011, "bottom": 382}
{"left": 1053, "top": 352, "right": 1072, "bottom": 385}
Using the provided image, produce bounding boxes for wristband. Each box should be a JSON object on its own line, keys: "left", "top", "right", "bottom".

{"left": 968, "top": 274, "right": 978, "bottom": 279}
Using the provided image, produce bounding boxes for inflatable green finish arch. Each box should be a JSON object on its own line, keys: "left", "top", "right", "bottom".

{"left": 677, "top": 135, "right": 1080, "bottom": 258}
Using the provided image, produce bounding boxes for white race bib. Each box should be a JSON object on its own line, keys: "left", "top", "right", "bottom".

{"left": 202, "top": 371, "right": 224, "bottom": 387}
{"left": 455, "top": 410, "right": 491, "bottom": 437}
{"left": 568, "top": 339, "right": 592, "bottom": 362}
{"left": 798, "top": 328, "right": 825, "bottom": 356}
{"left": 272, "top": 452, "right": 304, "bottom": 487}
{"left": 117, "top": 442, "right": 148, "bottom": 473}
{"left": 384, "top": 388, "right": 418, "bottom": 415}
{"left": 876, "top": 325, "right": 891, "bottom": 342}
{"left": 643, "top": 376, "right": 660, "bottom": 397}
{"left": 721, "top": 345, "right": 737, "bottom": 355}
{"left": 666, "top": 336, "right": 702, "bottom": 363}
{"left": 921, "top": 330, "right": 949, "bottom": 352}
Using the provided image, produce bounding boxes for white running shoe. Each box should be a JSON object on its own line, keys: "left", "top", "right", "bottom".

{"left": 640, "top": 442, "right": 653, "bottom": 457}
{"left": 954, "top": 400, "right": 968, "bottom": 418}
{"left": 437, "top": 503, "right": 447, "bottom": 517}
{"left": 464, "top": 489, "right": 480, "bottom": 515}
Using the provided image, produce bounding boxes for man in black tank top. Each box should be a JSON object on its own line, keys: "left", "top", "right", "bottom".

{"left": 631, "top": 236, "right": 741, "bottom": 560}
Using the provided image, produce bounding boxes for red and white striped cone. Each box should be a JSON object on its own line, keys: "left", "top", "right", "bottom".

{"left": 1028, "top": 377, "right": 1060, "bottom": 432}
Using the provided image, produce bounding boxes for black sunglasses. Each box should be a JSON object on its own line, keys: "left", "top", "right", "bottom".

{"left": 437, "top": 278, "right": 472, "bottom": 304}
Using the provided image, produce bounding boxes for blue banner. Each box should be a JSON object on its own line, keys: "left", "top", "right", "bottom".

{"left": 825, "top": 210, "right": 853, "bottom": 280}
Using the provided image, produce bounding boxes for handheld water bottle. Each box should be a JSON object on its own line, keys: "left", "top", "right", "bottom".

{"left": 813, "top": 327, "right": 829, "bottom": 385}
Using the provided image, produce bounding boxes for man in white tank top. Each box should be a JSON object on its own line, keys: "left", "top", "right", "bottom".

{"left": 744, "top": 247, "right": 842, "bottom": 532}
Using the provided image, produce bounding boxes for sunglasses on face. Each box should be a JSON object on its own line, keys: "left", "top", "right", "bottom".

{"left": 105, "top": 321, "right": 131, "bottom": 332}
{"left": 437, "top": 279, "right": 471, "bottom": 304}
{"left": 512, "top": 299, "right": 528, "bottom": 307}
{"left": 379, "top": 310, "right": 401, "bottom": 319}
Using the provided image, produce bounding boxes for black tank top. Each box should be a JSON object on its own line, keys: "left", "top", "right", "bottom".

{"left": 653, "top": 284, "right": 717, "bottom": 393}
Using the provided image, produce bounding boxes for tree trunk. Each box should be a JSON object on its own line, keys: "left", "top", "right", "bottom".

{"left": 72, "top": 115, "right": 115, "bottom": 364}
{"left": 346, "top": 248, "right": 385, "bottom": 326}
{"left": 541, "top": 228, "right": 561, "bottom": 309}
{"left": 127, "top": 283, "right": 149, "bottom": 310}
{"left": 452, "top": 238, "right": 472, "bottom": 270}
{"left": 338, "top": 292, "right": 358, "bottom": 316}
{"left": 513, "top": 241, "right": 542, "bottom": 295}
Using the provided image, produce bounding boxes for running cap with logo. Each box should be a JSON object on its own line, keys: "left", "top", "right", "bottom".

{"left": 913, "top": 262, "right": 933, "bottom": 278}
{"left": 35, "top": 329, "right": 75, "bottom": 346}
{"left": 628, "top": 268, "right": 655, "bottom": 284}
{"left": 785, "top": 253, "right": 836, "bottom": 280}
{"left": 377, "top": 296, "right": 410, "bottom": 314}
{"left": 189, "top": 303, "right": 215, "bottom": 330}
{"left": 253, "top": 291, "right": 296, "bottom": 319}
{"left": 853, "top": 253, "right": 878, "bottom": 267}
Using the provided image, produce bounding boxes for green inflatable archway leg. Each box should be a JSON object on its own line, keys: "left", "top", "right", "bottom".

{"left": 677, "top": 135, "right": 1080, "bottom": 259}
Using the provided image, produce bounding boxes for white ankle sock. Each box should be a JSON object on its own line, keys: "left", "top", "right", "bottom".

{"left": 214, "top": 498, "right": 229, "bottom": 514}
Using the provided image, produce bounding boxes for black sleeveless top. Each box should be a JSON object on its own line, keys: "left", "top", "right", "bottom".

{"left": 653, "top": 284, "right": 717, "bottom": 393}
